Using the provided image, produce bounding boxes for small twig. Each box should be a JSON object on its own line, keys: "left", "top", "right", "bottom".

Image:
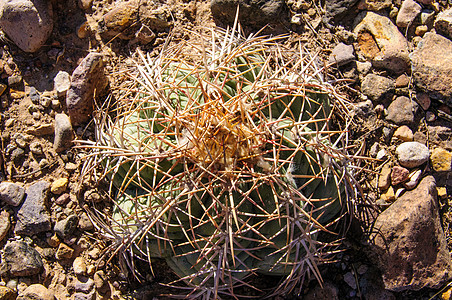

{"left": 13, "top": 160, "right": 58, "bottom": 179}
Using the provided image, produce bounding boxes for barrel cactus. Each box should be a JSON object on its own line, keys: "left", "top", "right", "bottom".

{"left": 83, "top": 26, "right": 358, "bottom": 298}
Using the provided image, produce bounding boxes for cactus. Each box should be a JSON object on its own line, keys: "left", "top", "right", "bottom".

{"left": 83, "top": 26, "right": 358, "bottom": 299}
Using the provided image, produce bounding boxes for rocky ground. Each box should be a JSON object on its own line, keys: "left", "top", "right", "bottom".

{"left": 0, "top": 0, "right": 452, "bottom": 299}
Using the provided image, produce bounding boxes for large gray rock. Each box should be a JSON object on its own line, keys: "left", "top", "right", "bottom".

{"left": 0, "top": 0, "right": 53, "bottom": 52}
{"left": 2, "top": 241, "right": 43, "bottom": 277}
{"left": 354, "top": 12, "right": 410, "bottom": 74}
{"left": 15, "top": 181, "right": 51, "bottom": 236}
{"left": 210, "top": 0, "right": 287, "bottom": 29}
{"left": 66, "top": 53, "right": 108, "bottom": 126}
{"left": 370, "top": 176, "right": 452, "bottom": 291}
{"left": 324, "top": 0, "right": 359, "bottom": 22}
{"left": 411, "top": 33, "right": 452, "bottom": 104}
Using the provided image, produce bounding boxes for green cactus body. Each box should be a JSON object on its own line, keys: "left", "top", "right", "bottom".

{"left": 86, "top": 27, "right": 356, "bottom": 299}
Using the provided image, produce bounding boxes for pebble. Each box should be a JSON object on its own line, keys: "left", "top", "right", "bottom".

{"left": 51, "top": 178, "right": 69, "bottom": 194}
{"left": 3, "top": 241, "right": 43, "bottom": 277}
{"left": 78, "top": 212, "right": 93, "bottom": 231}
{"left": 10, "top": 148, "right": 24, "bottom": 163}
{"left": 66, "top": 53, "right": 108, "bottom": 125}
{"left": 55, "top": 243, "right": 74, "bottom": 260}
{"left": 382, "top": 186, "right": 396, "bottom": 202}
{"left": 0, "top": 181, "right": 25, "bottom": 206}
{"left": 379, "top": 163, "right": 392, "bottom": 190}
{"left": 426, "top": 111, "right": 436, "bottom": 122}
{"left": 411, "top": 33, "right": 452, "bottom": 103}
{"left": 0, "top": 210, "right": 11, "bottom": 242}
{"left": 54, "top": 214, "right": 78, "bottom": 239}
{"left": 73, "top": 291, "right": 95, "bottom": 300}
{"left": 54, "top": 71, "right": 71, "bottom": 97}
{"left": 376, "top": 149, "right": 388, "bottom": 160}
{"left": 386, "top": 96, "right": 418, "bottom": 126}
{"left": 17, "top": 284, "right": 53, "bottom": 300}
{"left": 15, "top": 181, "right": 52, "bottom": 236}
{"left": 73, "top": 257, "right": 87, "bottom": 276}
{"left": 395, "top": 74, "right": 410, "bottom": 88}
{"left": 0, "top": 286, "right": 16, "bottom": 300}
{"left": 438, "top": 187, "right": 447, "bottom": 199}
{"left": 29, "top": 141, "right": 43, "bottom": 155}
{"left": 53, "top": 113, "right": 73, "bottom": 153}
{"left": 328, "top": 42, "right": 355, "bottom": 66}
{"left": 430, "top": 148, "right": 452, "bottom": 172}
{"left": 396, "top": 142, "right": 430, "bottom": 168}
{"left": 354, "top": 11, "right": 410, "bottom": 74}
{"left": 421, "top": 9, "right": 436, "bottom": 24}
{"left": 361, "top": 74, "right": 395, "bottom": 102}
{"left": 434, "top": 8, "right": 452, "bottom": 39}
{"left": 29, "top": 87, "right": 40, "bottom": 103}
{"left": 391, "top": 166, "right": 410, "bottom": 185}
{"left": 55, "top": 193, "right": 70, "bottom": 205}
{"left": 0, "top": 0, "right": 53, "bottom": 52}
{"left": 393, "top": 125, "right": 414, "bottom": 141}
{"left": 415, "top": 25, "right": 428, "bottom": 36}
{"left": 7, "top": 75, "right": 22, "bottom": 87}
{"left": 343, "top": 271, "right": 357, "bottom": 289}
{"left": 404, "top": 169, "right": 422, "bottom": 190}
{"left": 47, "top": 233, "right": 60, "bottom": 248}
{"left": 396, "top": 0, "right": 422, "bottom": 28}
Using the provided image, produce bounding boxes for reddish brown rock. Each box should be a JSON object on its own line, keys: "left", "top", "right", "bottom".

{"left": 391, "top": 166, "right": 410, "bottom": 185}
{"left": 370, "top": 176, "right": 452, "bottom": 291}
{"left": 66, "top": 53, "right": 108, "bottom": 126}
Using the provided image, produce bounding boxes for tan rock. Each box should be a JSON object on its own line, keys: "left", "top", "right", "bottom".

{"left": 55, "top": 243, "right": 74, "bottom": 260}
{"left": 393, "top": 125, "right": 414, "bottom": 141}
{"left": 51, "top": 178, "right": 68, "bottom": 194}
{"left": 431, "top": 148, "right": 452, "bottom": 172}
{"left": 379, "top": 163, "right": 392, "bottom": 190}
{"left": 0, "top": 286, "right": 16, "bottom": 300}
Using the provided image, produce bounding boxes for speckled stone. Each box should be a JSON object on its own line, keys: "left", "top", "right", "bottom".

{"left": 396, "top": 142, "right": 429, "bottom": 168}
{"left": 391, "top": 166, "right": 410, "bottom": 185}
{"left": 393, "top": 125, "right": 414, "bottom": 142}
{"left": 430, "top": 148, "right": 452, "bottom": 172}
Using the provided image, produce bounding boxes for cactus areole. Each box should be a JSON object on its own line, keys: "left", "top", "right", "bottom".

{"left": 84, "top": 26, "right": 358, "bottom": 299}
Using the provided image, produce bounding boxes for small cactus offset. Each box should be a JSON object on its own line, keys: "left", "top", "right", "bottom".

{"left": 83, "top": 26, "right": 359, "bottom": 299}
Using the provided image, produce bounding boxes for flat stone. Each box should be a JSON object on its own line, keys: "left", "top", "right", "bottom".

{"left": 210, "top": 0, "right": 286, "bottom": 29}
{"left": 51, "top": 177, "right": 69, "bottom": 194}
{"left": 404, "top": 169, "right": 422, "bottom": 190}
{"left": 0, "top": 210, "right": 11, "bottom": 242}
{"left": 328, "top": 43, "right": 355, "bottom": 66}
{"left": 396, "top": 142, "right": 429, "bottom": 168}
{"left": 55, "top": 193, "right": 70, "bottom": 206}
{"left": 2, "top": 241, "right": 43, "bottom": 277}
{"left": 386, "top": 96, "right": 418, "bottom": 126}
{"left": 410, "top": 32, "right": 452, "bottom": 104}
{"left": 53, "top": 113, "right": 73, "bottom": 152}
{"left": 379, "top": 163, "right": 392, "bottom": 190}
{"left": 361, "top": 74, "right": 395, "bottom": 102}
{"left": 431, "top": 147, "right": 452, "bottom": 172}
{"left": 370, "top": 176, "right": 452, "bottom": 291}
{"left": 54, "top": 214, "right": 78, "bottom": 240}
{"left": 427, "top": 123, "right": 452, "bottom": 151}
{"left": 66, "top": 53, "right": 108, "bottom": 126}
{"left": 54, "top": 71, "right": 71, "bottom": 97}
{"left": 55, "top": 243, "right": 74, "bottom": 260}
{"left": 393, "top": 125, "right": 413, "bottom": 141}
{"left": 343, "top": 271, "right": 357, "bottom": 289}
{"left": 391, "top": 166, "right": 410, "bottom": 185}
{"left": 416, "top": 93, "right": 431, "bottom": 110}
{"left": 17, "top": 284, "right": 53, "bottom": 300}
{"left": 434, "top": 8, "right": 452, "bottom": 40}
{"left": 15, "top": 181, "right": 51, "bottom": 236}
{"left": 0, "top": 181, "right": 25, "bottom": 206}
{"left": 354, "top": 12, "right": 410, "bottom": 74}
{"left": 0, "top": 286, "right": 16, "bottom": 300}
{"left": 396, "top": 0, "right": 422, "bottom": 28}
{"left": 0, "top": 0, "right": 53, "bottom": 52}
